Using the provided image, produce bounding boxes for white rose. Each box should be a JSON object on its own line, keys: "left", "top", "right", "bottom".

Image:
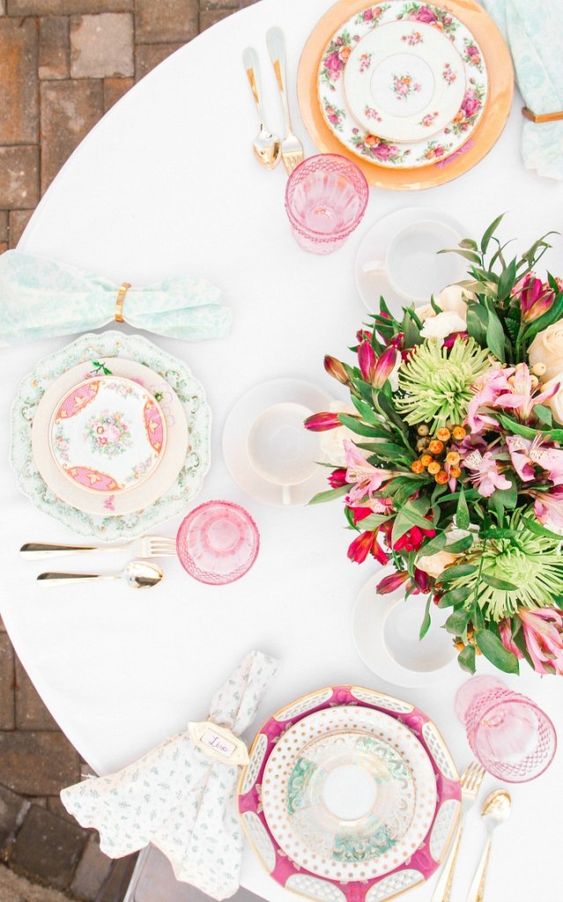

{"left": 542, "top": 376, "right": 563, "bottom": 426}
{"left": 414, "top": 284, "right": 472, "bottom": 325}
{"left": 420, "top": 311, "right": 467, "bottom": 341}
{"left": 528, "top": 321, "right": 563, "bottom": 383}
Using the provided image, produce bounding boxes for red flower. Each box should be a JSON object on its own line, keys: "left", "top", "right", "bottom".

{"left": 392, "top": 523, "right": 436, "bottom": 553}
{"left": 376, "top": 570, "right": 409, "bottom": 594}
{"left": 349, "top": 506, "right": 374, "bottom": 523}
{"left": 347, "top": 531, "right": 389, "bottom": 565}
{"left": 304, "top": 412, "right": 341, "bottom": 431}
{"left": 328, "top": 468, "right": 348, "bottom": 488}
{"left": 324, "top": 355, "right": 349, "bottom": 385}
{"left": 358, "top": 340, "right": 376, "bottom": 381}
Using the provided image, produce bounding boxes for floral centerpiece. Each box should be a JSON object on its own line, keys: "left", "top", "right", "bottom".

{"left": 306, "top": 216, "right": 563, "bottom": 676}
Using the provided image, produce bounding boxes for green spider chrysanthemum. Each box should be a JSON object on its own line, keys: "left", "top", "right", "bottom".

{"left": 396, "top": 338, "right": 490, "bottom": 431}
{"left": 445, "top": 512, "right": 563, "bottom": 622}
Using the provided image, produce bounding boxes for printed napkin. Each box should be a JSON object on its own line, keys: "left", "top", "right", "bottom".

{"left": 483, "top": 0, "right": 563, "bottom": 179}
{"left": 0, "top": 250, "right": 232, "bottom": 346}
{"left": 61, "top": 651, "right": 278, "bottom": 900}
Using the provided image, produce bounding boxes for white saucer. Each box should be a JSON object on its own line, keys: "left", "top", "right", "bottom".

{"left": 222, "top": 378, "right": 332, "bottom": 507}
{"left": 353, "top": 569, "right": 457, "bottom": 688}
{"left": 355, "top": 206, "right": 467, "bottom": 317}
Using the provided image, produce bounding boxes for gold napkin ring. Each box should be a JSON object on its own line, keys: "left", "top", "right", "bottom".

{"left": 114, "top": 282, "right": 132, "bottom": 323}
{"left": 522, "top": 106, "right": 563, "bottom": 124}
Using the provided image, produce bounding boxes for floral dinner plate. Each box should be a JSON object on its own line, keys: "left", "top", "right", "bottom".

{"left": 260, "top": 706, "right": 435, "bottom": 882}
{"left": 31, "top": 357, "right": 188, "bottom": 518}
{"left": 49, "top": 376, "right": 166, "bottom": 495}
{"left": 11, "top": 331, "right": 210, "bottom": 540}
{"left": 239, "top": 685, "right": 461, "bottom": 902}
{"left": 318, "top": 0, "right": 488, "bottom": 169}
{"left": 344, "top": 20, "right": 465, "bottom": 142}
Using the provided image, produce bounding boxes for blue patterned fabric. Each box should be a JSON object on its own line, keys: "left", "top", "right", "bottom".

{"left": 0, "top": 250, "right": 232, "bottom": 346}
{"left": 483, "top": 0, "right": 563, "bottom": 179}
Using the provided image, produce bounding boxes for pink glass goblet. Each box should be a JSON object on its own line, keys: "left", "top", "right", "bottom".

{"left": 176, "top": 501, "right": 260, "bottom": 585}
{"left": 455, "top": 675, "right": 557, "bottom": 782}
{"left": 285, "top": 154, "right": 369, "bottom": 254}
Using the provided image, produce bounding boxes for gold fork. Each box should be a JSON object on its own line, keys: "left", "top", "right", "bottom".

{"left": 431, "top": 761, "right": 486, "bottom": 902}
{"left": 266, "top": 26, "right": 304, "bottom": 175}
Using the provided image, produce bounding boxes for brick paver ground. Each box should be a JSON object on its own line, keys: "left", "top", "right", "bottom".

{"left": 0, "top": 2, "right": 256, "bottom": 897}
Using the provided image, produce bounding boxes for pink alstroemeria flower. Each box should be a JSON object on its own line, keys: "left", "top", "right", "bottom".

{"left": 528, "top": 484, "right": 563, "bottom": 531}
{"left": 499, "top": 619, "right": 524, "bottom": 659}
{"left": 463, "top": 450, "right": 512, "bottom": 497}
{"left": 466, "top": 367, "right": 513, "bottom": 433}
{"left": 519, "top": 608, "right": 563, "bottom": 675}
{"left": 357, "top": 341, "right": 398, "bottom": 389}
{"left": 344, "top": 440, "right": 394, "bottom": 503}
{"left": 506, "top": 435, "right": 563, "bottom": 485}
{"left": 513, "top": 273, "right": 559, "bottom": 323}
{"left": 493, "top": 363, "right": 558, "bottom": 422}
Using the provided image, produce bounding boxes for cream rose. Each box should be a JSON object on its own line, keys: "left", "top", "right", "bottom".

{"left": 416, "top": 549, "right": 460, "bottom": 579}
{"left": 529, "top": 321, "right": 563, "bottom": 383}
{"left": 420, "top": 312, "right": 467, "bottom": 341}
{"left": 414, "top": 284, "right": 472, "bottom": 324}
{"left": 542, "top": 377, "right": 563, "bottom": 426}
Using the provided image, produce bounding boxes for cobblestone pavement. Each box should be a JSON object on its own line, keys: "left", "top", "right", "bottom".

{"left": 0, "top": 2, "right": 256, "bottom": 898}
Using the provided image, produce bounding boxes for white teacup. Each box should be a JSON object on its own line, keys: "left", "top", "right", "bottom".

{"left": 247, "top": 402, "right": 318, "bottom": 503}
{"left": 363, "top": 219, "right": 464, "bottom": 303}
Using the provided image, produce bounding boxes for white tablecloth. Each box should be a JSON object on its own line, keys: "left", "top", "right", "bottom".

{"left": 0, "top": 1, "right": 561, "bottom": 900}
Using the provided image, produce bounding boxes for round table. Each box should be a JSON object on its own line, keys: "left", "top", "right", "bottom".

{"left": 1, "top": 1, "right": 561, "bottom": 899}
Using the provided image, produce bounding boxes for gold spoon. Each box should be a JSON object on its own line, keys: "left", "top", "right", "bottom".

{"left": 242, "top": 46, "right": 281, "bottom": 170}
{"left": 467, "top": 789, "right": 512, "bottom": 902}
{"left": 37, "top": 559, "right": 164, "bottom": 589}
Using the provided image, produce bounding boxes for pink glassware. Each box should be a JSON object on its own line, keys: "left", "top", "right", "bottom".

{"left": 176, "top": 501, "right": 260, "bottom": 585}
{"left": 285, "top": 154, "right": 369, "bottom": 254}
{"left": 455, "top": 675, "right": 557, "bottom": 782}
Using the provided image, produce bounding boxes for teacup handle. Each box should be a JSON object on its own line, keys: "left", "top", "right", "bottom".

{"left": 362, "top": 259, "right": 386, "bottom": 274}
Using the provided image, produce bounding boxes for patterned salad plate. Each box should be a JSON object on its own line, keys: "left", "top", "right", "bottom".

{"left": 239, "top": 686, "right": 461, "bottom": 902}
{"left": 48, "top": 376, "right": 166, "bottom": 496}
{"left": 318, "top": 0, "right": 488, "bottom": 169}
{"left": 31, "top": 357, "right": 188, "bottom": 517}
{"left": 298, "top": 0, "right": 513, "bottom": 188}
{"left": 11, "top": 331, "right": 210, "bottom": 540}
{"left": 343, "top": 20, "right": 466, "bottom": 142}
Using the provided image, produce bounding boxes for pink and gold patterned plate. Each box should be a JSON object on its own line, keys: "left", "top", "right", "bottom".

{"left": 32, "top": 359, "right": 188, "bottom": 517}
{"left": 49, "top": 376, "right": 166, "bottom": 495}
{"left": 239, "top": 686, "right": 460, "bottom": 902}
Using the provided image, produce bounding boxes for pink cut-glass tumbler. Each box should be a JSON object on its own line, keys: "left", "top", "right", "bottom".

{"left": 176, "top": 501, "right": 260, "bottom": 585}
{"left": 285, "top": 154, "right": 369, "bottom": 254}
{"left": 455, "top": 675, "right": 557, "bottom": 782}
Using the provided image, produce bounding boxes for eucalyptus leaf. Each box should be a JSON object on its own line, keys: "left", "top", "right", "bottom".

{"left": 439, "top": 563, "right": 477, "bottom": 583}
{"left": 522, "top": 516, "right": 563, "bottom": 541}
{"left": 476, "top": 630, "right": 520, "bottom": 674}
{"left": 481, "top": 213, "right": 504, "bottom": 254}
{"left": 444, "top": 609, "right": 471, "bottom": 635}
{"left": 456, "top": 488, "right": 470, "bottom": 530}
{"left": 466, "top": 304, "right": 489, "bottom": 346}
{"left": 308, "top": 485, "right": 349, "bottom": 505}
{"left": 338, "top": 414, "right": 385, "bottom": 438}
{"left": 419, "top": 597, "right": 432, "bottom": 640}
{"left": 417, "top": 532, "right": 447, "bottom": 557}
{"left": 534, "top": 404, "right": 553, "bottom": 428}
{"left": 484, "top": 301, "right": 506, "bottom": 361}
{"left": 350, "top": 395, "right": 384, "bottom": 427}
{"left": 438, "top": 585, "right": 473, "bottom": 607}
{"left": 481, "top": 572, "right": 518, "bottom": 591}
{"left": 458, "top": 645, "right": 476, "bottom": 674}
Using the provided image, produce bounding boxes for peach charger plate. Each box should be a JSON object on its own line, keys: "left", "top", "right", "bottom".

{"left": 298, "top": 0, "right": 514, "bottom": 190}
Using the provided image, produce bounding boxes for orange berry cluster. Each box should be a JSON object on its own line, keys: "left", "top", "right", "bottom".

{"left": 410, "top": 424, "right": 466, "bottom": 483}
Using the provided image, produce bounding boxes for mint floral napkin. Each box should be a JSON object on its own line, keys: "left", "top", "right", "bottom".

{"left": 483, "top": 0, "right": 563, "bottom": 179}
{"left": 0, "top": 250, "right": 232, "bottom": 346}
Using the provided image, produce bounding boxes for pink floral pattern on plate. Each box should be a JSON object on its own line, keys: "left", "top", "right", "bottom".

{"left": 391, "top": 72, "right": 422, "bottom": 100}
{"left": 317, "top": 0, "right": 489, "bottom": 170}
{"left": 239, "top": 686, "right": 461, "bottom": 901}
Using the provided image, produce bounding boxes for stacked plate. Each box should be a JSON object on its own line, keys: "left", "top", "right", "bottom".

{"left": 299, "top": 0, "right": 513, "bottom": 189}
{"left": 239, "top": 686, "right": 460, "bottom": 902}
{"left": 10, "top": 331, "right": 210, "bottom": 541}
